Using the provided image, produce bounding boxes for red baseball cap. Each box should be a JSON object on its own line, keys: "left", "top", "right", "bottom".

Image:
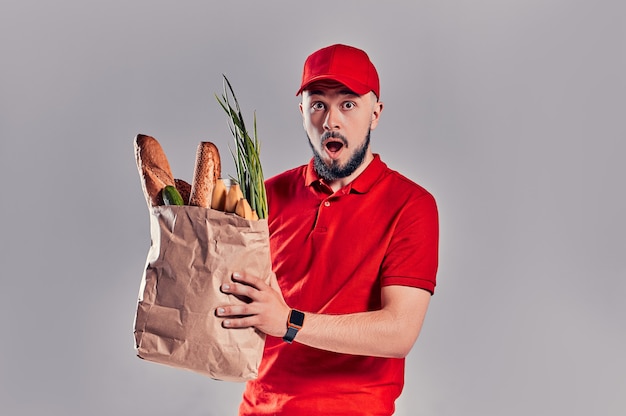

{"left": 296, "top": 44, "right": 380, "bottom": 98}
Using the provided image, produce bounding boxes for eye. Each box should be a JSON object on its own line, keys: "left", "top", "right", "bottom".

{"left": 342, "top": 101, "right": 356, "bottom": 110}
{"left": 312, "top": 101, "right": 325, "bottom": 111}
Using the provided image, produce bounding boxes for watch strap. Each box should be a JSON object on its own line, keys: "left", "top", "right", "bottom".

{"left": 283, "top": 326, "right": 299, "bottom": 343}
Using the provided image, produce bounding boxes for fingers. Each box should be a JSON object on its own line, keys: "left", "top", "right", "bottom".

{"left": 230, "top": 271, "right": 268, "bottom": 290}
{"left": 217, "top": 271, "right": 286, "bottom": 334}
{"left": 216, "top": 305, "right": 257, "bottom": 328}
{"left": 220, "top": 271, "right": 274, "bottom": 300}
{"left": 221, "top": 317, "right": 254, "bottom": 328}
{"left": 222, "top": 275, "right": 261, "bottom": 300}
{"left": 221, "top": 280, "right": 256, "bottom": 300}
{"left": 216, "top": 304, "right": 254, "bottom": 318}
{"left": 216, "top": 299, "right": 269, "bottom": 329}
{"left": 216, "top": 273, "right": 263, "bottom": 328}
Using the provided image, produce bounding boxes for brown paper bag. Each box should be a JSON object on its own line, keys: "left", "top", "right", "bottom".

{"left": 133, "top": 205, "right": 271, "bottom": 381}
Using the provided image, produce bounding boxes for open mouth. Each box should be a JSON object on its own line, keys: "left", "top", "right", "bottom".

{"left": 325, "top": 140, "right": 344, "bottom": 153}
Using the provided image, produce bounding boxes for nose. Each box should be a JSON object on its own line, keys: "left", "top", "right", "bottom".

{"left": 323, "top": 106, "right": 341, "bottom": 131}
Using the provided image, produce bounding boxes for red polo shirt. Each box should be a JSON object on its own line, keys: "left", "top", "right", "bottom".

{"left": 240, "top": 155, "right": 438, "bottom": 416}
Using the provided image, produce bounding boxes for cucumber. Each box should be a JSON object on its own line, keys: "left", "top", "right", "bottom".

{"left": 162, "top": 185, "right": 184, "bottom": 206}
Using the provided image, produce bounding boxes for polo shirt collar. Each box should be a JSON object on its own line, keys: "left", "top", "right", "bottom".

{"left": 304, "top": 154, "right": 386, "bottom": 194}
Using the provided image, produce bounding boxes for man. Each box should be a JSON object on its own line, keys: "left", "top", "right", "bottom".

{"left": 217, "top": 44, "right": 439, "bottom": 415}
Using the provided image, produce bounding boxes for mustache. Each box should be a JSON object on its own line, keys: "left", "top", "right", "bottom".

{"left": 321, "top": 131, "right": 348, "bottom": 146}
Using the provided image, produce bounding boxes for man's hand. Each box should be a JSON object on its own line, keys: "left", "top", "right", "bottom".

{"left": 216, "top": 272, "right": 290, "bottom": 338}
{"left": 217, "top": 272, "right": 431, "bottom": 358}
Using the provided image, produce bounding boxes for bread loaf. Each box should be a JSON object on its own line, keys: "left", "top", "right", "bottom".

{"left": 189, "top": 142, "right": 221, "bottom": 208}
{"left": 134, "top": 134, "right": 176, "bottom": 207}
{"left": 224, "top": 183, "right": 243, "bottom": 213}
{"left": 210, "top": 179, "right": 227, "bottom": 211}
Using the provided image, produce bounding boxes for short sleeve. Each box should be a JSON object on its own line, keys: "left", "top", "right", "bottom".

{"left": 380, "top": 191, "right": 439, "bottom": 294}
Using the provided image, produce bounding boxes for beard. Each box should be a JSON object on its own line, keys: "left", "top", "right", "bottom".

{"left": 308, "top": 129, "right": 371, "bottom": 182}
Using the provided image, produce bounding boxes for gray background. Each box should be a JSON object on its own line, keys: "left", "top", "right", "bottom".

{"left": 1, "top": 1, "right": 624, "bottom": 415}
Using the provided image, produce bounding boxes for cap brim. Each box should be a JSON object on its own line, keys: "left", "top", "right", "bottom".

{"left": 296, "top": 75, "right": 373, "bottom": 96}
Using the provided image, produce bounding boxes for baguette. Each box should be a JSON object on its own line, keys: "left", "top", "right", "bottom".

{"left": 134, "top": 134, "right": 176, "bottom": 207}
{"left": 189, "top": 142, "right": 221, "bottom": 208}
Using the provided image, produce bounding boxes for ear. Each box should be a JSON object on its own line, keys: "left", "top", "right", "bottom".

{"left": 299, "top": 102, "right": 306, "bottom": 128}
{"left": 370, "top": 100, "right": 383, "bottom": 130}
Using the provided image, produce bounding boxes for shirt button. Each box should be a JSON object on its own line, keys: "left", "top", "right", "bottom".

{"left": 324, "top": 201, "right": 331, "bottom": 207}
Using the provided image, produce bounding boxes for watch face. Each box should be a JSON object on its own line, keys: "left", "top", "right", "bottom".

{"left": 290, "top": 309, "right": 305, "bottom": 327}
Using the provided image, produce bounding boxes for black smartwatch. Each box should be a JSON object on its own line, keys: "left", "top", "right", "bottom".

{"left": 283, "top": 309, "right": 305, "bottom": 343}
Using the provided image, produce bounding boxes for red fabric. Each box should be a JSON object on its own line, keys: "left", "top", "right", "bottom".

{"left": 239, "top": 155, "right": 438, "bottom": 416}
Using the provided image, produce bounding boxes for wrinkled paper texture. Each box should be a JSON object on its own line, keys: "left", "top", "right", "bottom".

{"left": 134, "top": 205, "right": 272, "bottom": 382}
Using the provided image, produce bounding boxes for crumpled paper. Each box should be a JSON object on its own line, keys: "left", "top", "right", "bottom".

{"left": 133, "top": 205, "right": 271, "bottom": 381}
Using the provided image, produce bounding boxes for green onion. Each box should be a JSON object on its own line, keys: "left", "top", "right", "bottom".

{"left": 215, "top": 75, "right": 268, "bottom": 219}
